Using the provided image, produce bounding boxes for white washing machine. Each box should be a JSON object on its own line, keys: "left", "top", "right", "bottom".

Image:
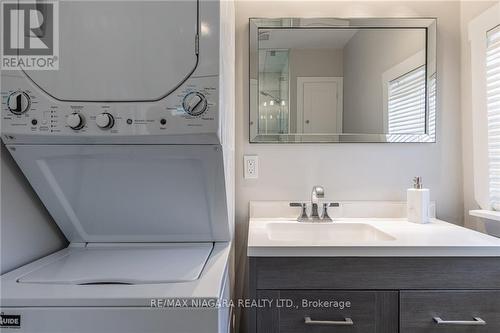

{"left": 0, "top": 0, "right": 234, "bottom": 332}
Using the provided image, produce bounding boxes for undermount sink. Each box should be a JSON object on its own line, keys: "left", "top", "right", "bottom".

{"left": 248, "top": 201, "right": 500, "bottom": 257}
{"left": 266, "top": 222, "right": 396, "bottom": 242}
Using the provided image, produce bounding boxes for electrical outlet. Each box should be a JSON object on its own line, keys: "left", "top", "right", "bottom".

{"left": 244, "top": 155, "right": 258, "bottom": 179}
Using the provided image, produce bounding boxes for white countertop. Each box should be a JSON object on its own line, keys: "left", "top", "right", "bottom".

{"left": 248, "top": 218, "right": 500, "bottom": 257}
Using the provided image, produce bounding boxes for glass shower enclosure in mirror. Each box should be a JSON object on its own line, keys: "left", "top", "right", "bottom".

{"left": 249, "top": 18, "right": 437, "bottom": 143}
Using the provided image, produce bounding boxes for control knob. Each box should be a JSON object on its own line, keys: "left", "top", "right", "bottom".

{"left": 182, "top": 92, "right": 208, "bottom": 116}
{"left": 96, "top": 113, "right": 114, "bottom": 129}
{"left": 7, "top": 91, "right": 31, "bottom": 115}
{"left": 66, "top": 113, "right": 85, "bottom": 130}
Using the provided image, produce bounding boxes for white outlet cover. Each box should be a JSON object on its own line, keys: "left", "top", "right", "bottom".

{"left": 244, "top": 155, "right": 258, "bottom": 179}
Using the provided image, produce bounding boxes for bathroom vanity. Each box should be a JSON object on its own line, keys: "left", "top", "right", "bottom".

{"left": 247, "top": 202, "right": 500, "bottom": 333}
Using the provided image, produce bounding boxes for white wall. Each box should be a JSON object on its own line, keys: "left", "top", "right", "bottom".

{"left": 1, "top": 143, "right": 67, "bottom": 274}
{"left": 235, "top": 1, "right": 462, "bottom": 332}
{"left": 460, "top": 1, "right": 500, "bottom": 236}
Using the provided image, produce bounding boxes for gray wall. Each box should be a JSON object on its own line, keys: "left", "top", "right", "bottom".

{"left": 1, "top": 143, "right": 66, "bottom": 274}
{"left": 343, "top": 29, "right": 425, "bottom": 133}
{"left": 236, "top": 1, "right": 462, "bottom": 332}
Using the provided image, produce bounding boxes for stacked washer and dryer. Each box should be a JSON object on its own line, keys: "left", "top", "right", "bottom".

{"left": 1, "top": 1, "right": 234, "bottom": 332}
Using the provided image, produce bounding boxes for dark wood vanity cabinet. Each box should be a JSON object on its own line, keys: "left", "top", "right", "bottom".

{"left": 248, "top": 257, "right": 500, "bottom": 333}
{"left": 256, "top": 290, "right": 399, "bottom": 333}
{"left": 400, "top": 291, "right": 500, "bottom": 332}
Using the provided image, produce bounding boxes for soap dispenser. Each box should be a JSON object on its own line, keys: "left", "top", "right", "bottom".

{"left": 407, "top": 177, "right": 430, "bottom": 224}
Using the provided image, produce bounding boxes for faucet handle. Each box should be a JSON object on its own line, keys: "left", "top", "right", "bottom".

{"left": 321, "top": 202, "right": 340, "bottom": 221}
{"left": 290, "top": 202, "right": 308, "bottom": 221}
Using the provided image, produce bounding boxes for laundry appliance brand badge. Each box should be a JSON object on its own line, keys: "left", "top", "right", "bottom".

{"left": 1, "top": 0, "right": 59, "bottom": 70}
{"left": 0, "top": 313, "right": 21, "bottom": 328}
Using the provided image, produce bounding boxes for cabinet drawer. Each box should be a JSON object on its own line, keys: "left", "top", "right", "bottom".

{"left": 257, "top": 290, "right": 398, "bottom": 333}
{"left": 401, "top": 291, "right": 500, "bottom": 332}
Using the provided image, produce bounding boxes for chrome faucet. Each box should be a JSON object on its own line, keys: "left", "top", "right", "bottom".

{"left": 310, "top": 185, "right": 325, "bottom": 219}
{"left": 290, "top": 186, "right": 339, "bottom": 222}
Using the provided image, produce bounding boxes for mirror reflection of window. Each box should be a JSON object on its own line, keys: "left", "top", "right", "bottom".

{"left": 428, "top": 73, "right": 437, "bottom": 140}
{"left": 387, "top": 65, "right": 426, "bottom": 135}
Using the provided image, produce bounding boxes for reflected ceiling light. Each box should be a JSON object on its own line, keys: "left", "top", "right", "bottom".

{"left": 200, "top": 22, "right": 211, "bottom": 36}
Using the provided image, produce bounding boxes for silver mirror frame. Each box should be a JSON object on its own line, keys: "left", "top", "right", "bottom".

{"left": 249, "top": 17, "right": 437, "bottom": 143}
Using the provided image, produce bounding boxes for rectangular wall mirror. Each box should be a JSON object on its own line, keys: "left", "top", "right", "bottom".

{"left": 249, "top": 18, "right": 437, "bottom": 143}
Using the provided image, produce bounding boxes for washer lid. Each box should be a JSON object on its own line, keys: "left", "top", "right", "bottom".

{"left": 23, "top": 1, "right": 198, "bottom": 102}
{"left": 18, "top": 243, "right": 213, "bottom": 285}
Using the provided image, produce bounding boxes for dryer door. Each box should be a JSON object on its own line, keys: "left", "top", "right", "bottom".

{"left": 7, "top": 144, "right": 230, "bottom": 243}
{"left": 23, "top": 1, "right": 198, "bottom": 102}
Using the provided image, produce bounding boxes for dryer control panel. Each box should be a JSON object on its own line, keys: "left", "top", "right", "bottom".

{"left": 1, "top": 74, "right": 219, "bottom": 142}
